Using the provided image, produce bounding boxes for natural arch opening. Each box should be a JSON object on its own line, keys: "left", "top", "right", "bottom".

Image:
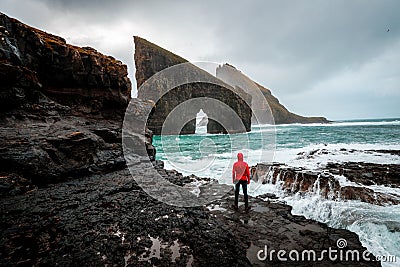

{"left": 195, "top": 109, "right": 208, "bottom": 134}
{"left": 145, "top": 82, "right": 252, "bottom": 135}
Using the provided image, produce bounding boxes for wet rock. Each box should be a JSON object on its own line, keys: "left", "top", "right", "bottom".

{"left": 0, "top": 173, "right": 36, "bottom": 196}
{"left": 367, "top": 149, "right": 400, "bottom": 156}
{"left": 0, "top": 168, "right": 379, "bottom": 267}
{"left": 253, "top": 163, "right": 400, "bottom": 206}
{"left": 256, "top": 193, "right": 278, "bottom": 199}
{"left": 93, "top": 128, "right": 121, "bottom": 144}
{"left": 339, "top": 186, "right": 400, "bottom": 205}
{"left": 207, "top": 194, "right": 378, "bottom": 266}
{"left": 0, "top": 13, "right": 134, "bottom": 190}
{"left": 326, "top": 162, "right": 400, "bottom": 188}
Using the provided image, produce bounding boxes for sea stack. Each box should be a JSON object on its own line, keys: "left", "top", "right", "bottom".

{"left": 134, "top": 36, "right": 252, "bottom": 134}
{"left": 134, "top": 36, "right": 329, "bottom": 127}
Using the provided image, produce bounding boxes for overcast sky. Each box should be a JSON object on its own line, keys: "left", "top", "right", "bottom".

{"left": 2, "top": 0, "right": 399, "bottom": 120}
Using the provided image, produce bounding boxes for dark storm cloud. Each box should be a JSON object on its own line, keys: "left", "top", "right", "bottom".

{"left": 2, "top": 0, "right": 400, "bottom": 119}
{"left": 200, "top": 1, "right": 400, "bottom": 92}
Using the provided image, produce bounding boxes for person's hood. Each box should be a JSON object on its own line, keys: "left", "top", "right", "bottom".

{"left": 237, "top": 152, "right": 243, "bottom": 161}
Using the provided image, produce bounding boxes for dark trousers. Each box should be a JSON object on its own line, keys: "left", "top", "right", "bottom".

{"left": 235, "top": 180, "right": 248, "bottom": 208}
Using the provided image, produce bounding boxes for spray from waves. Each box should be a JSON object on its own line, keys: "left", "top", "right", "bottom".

{"left": 284, "top": 195, "right": 400, "bottom": 267}
{"left": 154, "top": 119, "right": 400, "bottom": 266}
{"left": 245, "top": 167, "right": 400, "bottom": 267}
{"left": 243, "top": 163, "right": 400, "bottom": 267}
{"left": 161, "top": 143, "right": 400, "bottom": 178}
{"left": 273, "top": 143, "right": 400, "bottom": 169}
{"left": 158, "top": 144, "right": 400, "bottom": 266}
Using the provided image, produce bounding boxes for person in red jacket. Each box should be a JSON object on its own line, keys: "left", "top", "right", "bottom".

{"left": 232, "top": 152, "right": 251, "bottom": 211}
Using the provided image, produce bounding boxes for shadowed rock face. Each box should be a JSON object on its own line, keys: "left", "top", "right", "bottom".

{"left": 144, "top": 82, "right": 252, "bottom": 135}
{"left": 0, "top": 12, "right": 131, "bottom": 116}
{"left": 0, "top": 13, "right": 133, "bottom": 190}
{"left": 134, "top": 36, "right": 252, "bottom": 134}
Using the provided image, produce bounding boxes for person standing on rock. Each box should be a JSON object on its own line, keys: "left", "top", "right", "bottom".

{"left": 232, "top": 152, "right": 251, "bottom": 211}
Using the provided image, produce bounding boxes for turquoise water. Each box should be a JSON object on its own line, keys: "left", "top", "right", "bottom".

{"left": 153, "top": 118, "right": 400, "bottom": 266}
{"left": 273, "top": 118, "right": 400, "bottom": 148}
{"left": 154, "top": 118, "right": 400, "bottom": 177}
{"left": 154, "top": 118, "right": 400, "bottom": 160}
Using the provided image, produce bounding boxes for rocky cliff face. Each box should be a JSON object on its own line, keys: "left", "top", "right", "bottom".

{"left": 216, "top": 63, "right": 329, "bottom": 124}
{"left": 0, "top": 13, "right": 132, "bottom": 191}
{"left": 134, "top": 36, "right": 188, "bottom": 90}
{"left": 134, "top": 36, "right": 252, "bottom": 134}
{"left": 0, "top": 12, "right": 131, "bottom": 116}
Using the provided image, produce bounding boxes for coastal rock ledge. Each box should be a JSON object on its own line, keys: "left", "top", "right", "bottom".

{"left": 1, "top": 13, "right": 378, "bottom": 266}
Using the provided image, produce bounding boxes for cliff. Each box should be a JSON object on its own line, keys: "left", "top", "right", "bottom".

{"left": 134, "top": 36, "right": 188, "bottom": 89}
{"left": 0, "top": 12, "right": 132, "bottom": 188}
{"left": 0, "top": 13, "right": 131, "bottom": 116}
{"left": 134, "top": 37, "right": 328, "bottom": 129}
{"left": 134, "top": 36, "right": 252, "bottom": 134}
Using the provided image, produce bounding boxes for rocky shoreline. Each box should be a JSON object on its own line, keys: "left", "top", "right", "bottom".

{"left": 1, "top": 163, "right": 381, "bottom": 266}
{"left": 252, "top": 159, "right": 400, "bottom": 206}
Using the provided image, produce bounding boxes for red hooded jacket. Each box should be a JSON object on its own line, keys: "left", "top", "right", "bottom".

{"left": 232, "top": 152, "right": 250, "bottom": 183}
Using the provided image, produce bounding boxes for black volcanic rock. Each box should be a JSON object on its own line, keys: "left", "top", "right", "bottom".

{"left": 252, "top": 162, "right": 400, "bottom": 206}
{"left": 0, "top": 13, "right": 132, "bottom": 189}
{"left": 133, "top": 36, "right": 188, "bottom": 89}
{"left": 0, "top": 12, "right": 131, "bottom": 117}
{"left": 0, "top": 167, "right": 379, "bottom": 267}
{"left": 326, "top": 161, "right": 400, "bottom": 188}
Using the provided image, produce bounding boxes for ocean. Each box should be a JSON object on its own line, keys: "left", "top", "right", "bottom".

{"left": 153, "top": 118, "right": 400, "bottom": 266}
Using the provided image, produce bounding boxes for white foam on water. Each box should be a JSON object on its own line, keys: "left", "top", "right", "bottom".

{"left": 348, "top": 220, "right": 400, "bottom": 267}
{"left": 262, "top": 185, "right": 400, "bottom": 267}
{"left": 155, "top": 120, "right": 400, "bottom": 266}
{"left": 270, "top": 120, "right": 400, "bottom": 128}
{"left": 273, "top": 143, "right": 400, "bottom": 170}
{"left": 366, "top": 185, "right": 400, "bottom": 199}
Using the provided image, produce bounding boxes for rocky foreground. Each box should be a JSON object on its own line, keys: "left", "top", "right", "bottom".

{"left": 0, "top": 13, "right": 383, "bottom": 266}
{"left": 1, "top": 164, "right": 380, "bottom": 266}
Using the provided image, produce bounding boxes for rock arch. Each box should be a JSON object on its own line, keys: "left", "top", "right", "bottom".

{"left": 145, "top": 82, "right": 251, "bottom": 135}
{"left": 134, "top": 37, "right": 252, "bottom": 135}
